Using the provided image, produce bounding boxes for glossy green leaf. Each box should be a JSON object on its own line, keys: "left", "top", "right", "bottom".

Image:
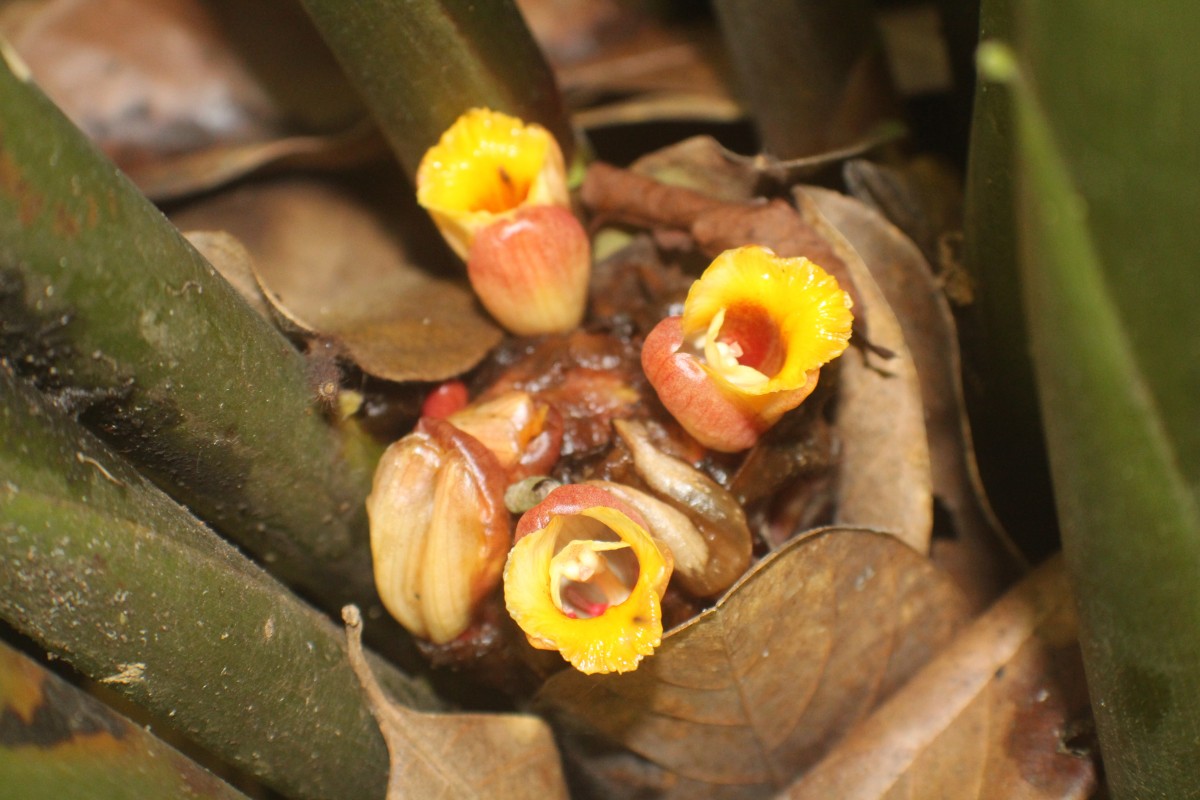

{"left": 975, "top": 2, "right": 1200, "bottom": 793}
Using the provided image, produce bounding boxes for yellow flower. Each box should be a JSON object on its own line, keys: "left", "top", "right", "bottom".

{"left": 417, "top": 108, "right": 569, "bottom": 259}
{"left": 417, "top": 108, "right": 588, "bottom": 336}
{"left": 503, "top": 485, "right": 672, "bottom": 674}
{"left": 643, "top": 245, "right": 854, "bottom": 451}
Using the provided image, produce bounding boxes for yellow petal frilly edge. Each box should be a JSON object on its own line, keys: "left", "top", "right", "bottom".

{"left": 504, "top": 505, "right": 671, "bottom": 674}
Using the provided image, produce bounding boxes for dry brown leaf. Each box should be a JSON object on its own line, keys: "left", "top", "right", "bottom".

{"left": 783, "top": 556, "right": 1095, "bottom": 800}
{"left": 794, "top": 201, "right": 932, "bottom": 554}
{"left": 631, "top": 135, "right": 764, "bottom": 202}
{"left": 127, "top": 122, "right": 387, "bottom": 202}
{"left": 842, "top": 157, "right": 966, "bottom": 273}
{"left": 538, "top": 528, "right": 971, "bottom": 798}
{"left": 573, "top": 93, "right": 744, "bottom": 132}
{"left": 800, "top": 188, "right": 1026, "bottom": 604}
{"left": 522, "top": 1, "right": 745, "bottom": 131}
{"left": 541, "top": 10, "right": 736, "bottom": 118}
{"left": 171, "top": 177, "right": 503, "bottom": 383}
{"left": 343, "top": 606, "right": 568, "bottom": 800}
{"left": 1, "top": 0, "right": 367, "bottom": 201}
{"left": 1, "top": 0, "right": 282, "bottom": 166}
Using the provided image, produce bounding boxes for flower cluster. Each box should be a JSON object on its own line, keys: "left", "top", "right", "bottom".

{"left": 367, "top": 110, "right": 855, "bottom": 674}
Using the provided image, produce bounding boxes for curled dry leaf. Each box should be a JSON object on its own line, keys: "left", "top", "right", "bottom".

{"left": 171, "top": 178, "right": 502, "bottom": 383}
{"left": 784, "top": 556, "right": 1094, "bottom": 800}
{"left": 842, "top": 157, "right": 966, "bottom": 274}
{"left": 128, "top": 121, "right": 388, "bottom": 203}
{"left": 800, "top": 188, "right": 1027, "bottom": 603}
{"left": 537, "top": 528, "right": 971, "bottom": 798}
{"left": 343, "top": 605, "right": 568, "bottom": 800}
{"left": 526, "top": 2, "right": 740, "bottom": 130}
{"left": 1, "top": 0, "right": 369, "bottom": 201}
{"left": 632, "top": 135, "right": 765, "bottom": 202}
{"left": 786, "top": 200, "right": 931, "bottom": 555}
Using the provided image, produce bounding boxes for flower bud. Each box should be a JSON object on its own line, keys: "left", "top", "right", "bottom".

{"left": 367, "top": 418, "right": 511, "bottom": 644}
{"left": 467, "top": 205, "right": 590, "bottom": 336}
{"left": 643, "top": 245, "right": 853, "bottom": 451}
{"left": 504, "top": 484, "right": 672, "bottom": 674}
{"left": 447, "top": 390, "right": 564, "bottom": 480}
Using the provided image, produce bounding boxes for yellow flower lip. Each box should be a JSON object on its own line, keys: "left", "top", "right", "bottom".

{"left": 503, "top": 485, "right": 672, "bottom": 674}
{"left": 417, "top": 108, "right": 569, "bottom": 259}
{"left": 682, "top": 245, "right": 854, "bottom": 396}
{"left": 642, "top": 245, "right": 854, "bottom": 451}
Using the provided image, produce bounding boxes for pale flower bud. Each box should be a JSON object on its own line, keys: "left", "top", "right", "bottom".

{"left": 367, "top": 418, "right": 511, "bottom": 644}
{"left": 467, "top": 205, "right": 590, "bottom": 336}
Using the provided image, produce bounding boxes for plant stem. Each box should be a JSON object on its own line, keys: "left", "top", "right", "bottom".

{"left": 0, "top": 55, "right": 380, "bottom": 610}
{"left": 298, "top": 0, "right": 573, "bottom": 178}
{"left": 0, "top": 365, "right": 437, "bottom": 800}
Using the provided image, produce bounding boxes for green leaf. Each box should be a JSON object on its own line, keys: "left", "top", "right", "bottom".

{"left": 0, "top": 640, "right": 252, "bottom": 800}
{"left": 0, "top": 53, "right": 379, "bottom": 609}
{"left": 961, "top": 0, "right": 1059, "bottom": 547}
{"left": 0, "top": 366, "right": 437, "bottom": 800}
{"left": 296, "top": 0, "right": 573, "bottom": 177}
{"left": 976, "top": 3, "right": 1200, "bottom": 793}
